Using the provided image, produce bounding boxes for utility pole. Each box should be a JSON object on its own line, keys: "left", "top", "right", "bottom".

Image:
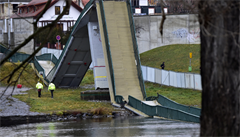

{"left": 8, "top": 0, "right": 10, "bottom": 48}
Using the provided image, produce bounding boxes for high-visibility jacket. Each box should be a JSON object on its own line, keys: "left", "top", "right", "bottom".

{"left": 36, "top": 83, "right": 43, "bottom": 89}
{"left": 48, "top": 83, "right": 56, "bottom": 91}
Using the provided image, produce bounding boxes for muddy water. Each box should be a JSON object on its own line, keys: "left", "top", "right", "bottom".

{"left": 0, "top": 116, "right": 199, "bottom": 137}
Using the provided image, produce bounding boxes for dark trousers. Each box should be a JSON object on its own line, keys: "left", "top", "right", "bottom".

{"left": 38, "top": 89, "right": 42, "bottom": 97}
{"left": 50, "top": 90, "right": 54, "bottom": 98}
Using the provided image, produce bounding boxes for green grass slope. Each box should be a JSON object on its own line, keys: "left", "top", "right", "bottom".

{"left": 140, "top": 44, "right": 200, "bottom": 73}
{"left": 0, "top": 62, "right": 38, "bottom": 87}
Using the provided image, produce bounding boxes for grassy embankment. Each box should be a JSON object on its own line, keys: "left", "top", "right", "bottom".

{"left": 140, "top": 44, "right": 200, "bottom": 73}
{"left": 141, "top": 44, "right": 201, "bottom": 108}
{"left": 0, "top": 62, "right": 38, "bottom": 87}
{"left": 0, "top": 63, "right": 114, "bottom": 115}
{"left": 2, "top": 44, "right": 201, "bottom": 115}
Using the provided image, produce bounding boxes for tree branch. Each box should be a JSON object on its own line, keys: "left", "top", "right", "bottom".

{"left": 159, "top": 0, "right": 166, "bottom": 43}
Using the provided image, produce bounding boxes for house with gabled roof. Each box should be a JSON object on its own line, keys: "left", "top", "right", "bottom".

{"left": 1, "top": 0, "right": 83, "bottom": 54}
{"left": 12, "top": 0, "right": 82, "bottom": 31}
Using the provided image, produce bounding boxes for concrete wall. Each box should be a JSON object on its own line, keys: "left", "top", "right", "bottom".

{"left": 134, "top": 14, "right": 200, "bottom": 53}
{"left": 13, "top": 17, "right": 34, "bottom": 54}
{"left": 0, "top": 20, "right": 3, "bottom": 43}
{"left": 1, "top": 14, "right": 199, "bottom": 55}
{"left": 0, "top": 17, "right": 34, "bottom": 54}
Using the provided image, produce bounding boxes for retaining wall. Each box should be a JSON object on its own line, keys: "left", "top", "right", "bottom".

{"left": 134, "top": 14, "right": 200, "bottom": 53}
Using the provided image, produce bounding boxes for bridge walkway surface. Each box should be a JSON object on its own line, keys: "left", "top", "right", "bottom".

{"left": 96, "top": 1, "right": 145, "bottom": 103}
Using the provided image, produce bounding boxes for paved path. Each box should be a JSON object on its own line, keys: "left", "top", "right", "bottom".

{"left": 0, "top": 87, "right": 43, "bottom": 116}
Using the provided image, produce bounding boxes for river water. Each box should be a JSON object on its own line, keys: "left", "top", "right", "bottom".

{"left": 0, "top": 116, "right": 200, "bottom": 137}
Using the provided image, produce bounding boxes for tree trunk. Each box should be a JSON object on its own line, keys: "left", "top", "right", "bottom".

{"left": 199, "top": 1, "right": 240, "bottom": 136}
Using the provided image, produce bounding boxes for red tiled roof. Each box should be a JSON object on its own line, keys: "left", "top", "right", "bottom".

{"left": 18, "top": 0, "right": 49, "bottom": 8}
{"left": 82, "top": 0, "right": 90, "bottom": 6}
{"left": 11, "top": 4, "right": 46, "bottom": 18}
{"left": 28, "top": 0, "right": 48, "bottom": 5}
{"left": 11, "top": 0, "right": 82, "bottom": 19}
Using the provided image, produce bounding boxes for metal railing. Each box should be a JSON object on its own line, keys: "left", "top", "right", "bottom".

{"left": 156, "top": 94, "right": 201, "bottom": 116}
{"left": 45, "top": 0, "right": 95, "bottom": 83}
{"left": 98, "top": 0, "right": 117, "bottom": 100}
{"left": 33, "top": 57, "right": 46, "bottom": 78}
{"left": 0, "top": 44, "right": 57, "bottom": 84}
{"left": 36, "top": 53, "right": 58, "bottom": 65}
{"left": 126, "top": 0, "right": 146, "bottom": 99}
{"left": 128, "top": 95, "right": 200, "bottom": 123}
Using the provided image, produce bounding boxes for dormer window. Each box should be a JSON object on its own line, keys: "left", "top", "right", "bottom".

{"left": 63, "top": 6, "right": 69, "bottom": 15}
{"left": 55, "top": 6, "right": 60, "bottom": 15}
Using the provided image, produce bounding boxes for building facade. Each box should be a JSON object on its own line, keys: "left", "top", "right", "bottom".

{"left": 0, "top": 0, "right": 82, "bottom": 54}
{"left": 0, "top": 0, "right": 31, "bottom": 19}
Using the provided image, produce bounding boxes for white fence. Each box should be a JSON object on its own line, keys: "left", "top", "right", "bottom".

{"left": 141, "top": 66, "right": 202, "bottom": 90}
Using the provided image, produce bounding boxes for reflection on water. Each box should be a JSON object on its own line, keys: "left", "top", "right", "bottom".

{"left": 0, "top": 116, "right": 199, "bottom": 137}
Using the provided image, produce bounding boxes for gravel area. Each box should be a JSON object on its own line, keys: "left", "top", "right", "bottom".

{"left": 0, "top": 87, "right": 43, "bottom": 116}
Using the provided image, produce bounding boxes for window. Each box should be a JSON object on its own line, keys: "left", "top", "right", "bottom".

{"left": 27, "top": 7, "right": 29, "bottom": 13}
{"left": 56, "top": 24, "right": 63, "bottom": 30}
{"left": 63, "top": 6, "right": 69, "bottom": 15}
{"left": 2, "top": 4, "right": 4, "bottom": 13}
{"left": 55, "top": 6, "right": 60, "bottom": 15}
{"left": 13, "top": 4, "right": 18, "bottom": 13}
{"left": 19, "top": 8, "right": 22, "bottom": 14}
{"left": 34, "top": 6, "right": 36, "bottom": 12}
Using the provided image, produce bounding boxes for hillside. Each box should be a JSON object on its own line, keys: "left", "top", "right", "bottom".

{"left": 140, "top": 44, "right": 200, "bottom": 74}
{"left": 0, "top": 62, "right": 38, "bottom": 87}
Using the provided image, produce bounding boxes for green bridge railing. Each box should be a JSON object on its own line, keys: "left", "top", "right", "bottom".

{"left": 156, "top": 94, "right": 201, "bottom": 116}
{"left": 115, "top": 95, "right": 124, "bottom": 104}
{"left": 0, "top": 44, "right": 30, "bottom": 62}
{"left": 126, "top": 0, "right": 146, "bottom": 99}
{"left": 98, "top": 0, "right": 117, "bottom": 100}
{"left": 36, "top": 53, "right": 58, "bottom": 65}
{"left": 128, "top": 95, "right": 200, "bottom": 123}
{"left": 0, "top": 44, "right": 57, "bottom": 83}
{"left": 33, "top": 57, "right": 46, "bottom": 78}
{"left": 45, "top": 0, "right": 95, "bottom": 83}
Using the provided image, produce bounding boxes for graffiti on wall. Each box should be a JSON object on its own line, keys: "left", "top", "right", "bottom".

{"left": 135, "top": 24, "right": 145, "bottom": 38}
{"left": 172, "top": 28, "right": 200, "bottom": 43}
{"left": 172, "top": 28, "right": 188, "bottom": 38}
{"left": 187, "top": 29, "right": 200, "bottom": 43}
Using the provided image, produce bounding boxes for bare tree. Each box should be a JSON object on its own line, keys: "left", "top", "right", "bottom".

{"left": 158, "top": 0, "right": 240, "bottom": 135}
{"left": 0, "top": 0, "right": 71, "bottom": 98}
{"left": 198, "top": 0, "right": 240, "bottom": 136}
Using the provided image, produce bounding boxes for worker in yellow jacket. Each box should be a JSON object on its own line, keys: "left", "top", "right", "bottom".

{"left": 36, "top": 82, "right": 43, "bottom": 98}
{"left": 48, "top": 83, "right": 56, "bottom": 98}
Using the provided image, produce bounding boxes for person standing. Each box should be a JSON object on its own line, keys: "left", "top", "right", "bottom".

{"left": 36, "top": 82, "right": 43, "bottom": 98}
{"left": 160, "top": 62, "right": 165, "bottom": 69}
{"left": 48, "top": 83, "right": 56, "bottom": 98}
